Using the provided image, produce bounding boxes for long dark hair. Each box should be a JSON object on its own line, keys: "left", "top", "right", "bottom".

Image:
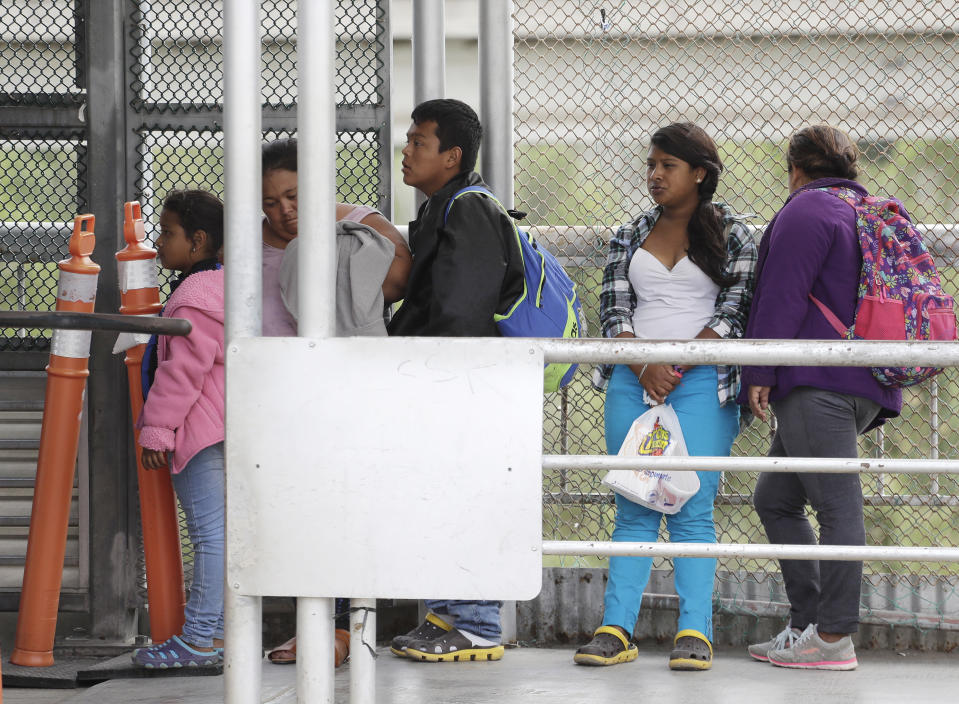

{"left": 650, "top": 122, "right": 733, "bottom": 287}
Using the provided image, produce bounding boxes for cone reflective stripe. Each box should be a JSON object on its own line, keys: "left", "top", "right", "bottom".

{"left": 12, "top": 215, "right": 99, "bottom": 667}
{"left": 117, "top": 201, "right": 185, "bottom": 643}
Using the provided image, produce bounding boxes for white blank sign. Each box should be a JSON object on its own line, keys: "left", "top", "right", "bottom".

{"left": 226, "top": 337, "right": 544, "bottom": 600}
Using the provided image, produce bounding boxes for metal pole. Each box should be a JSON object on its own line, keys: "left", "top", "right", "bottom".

{"left": 412, "top": 0, "right": 445, "bottom": 109}
{"left": 297, "top": 0, "right": 337, "bottom": 339}
{"left": 930, "top": 378, "right": 940, "bottom": 495}
{"left": 537, "top": 337, "right": 959, "bottom": 367}
{"left": 541, "top": 455, "right": 959, "bottom": 475}
{"left": 412, "top": 0, "right": 445, "bottom": 209}
{"left": 479, "top": 0, "right": 514, "bottom": 207}
{"left": 298, "top": 597, "right": 335, "bottom": 704}
{"left": 223, "top": 0, "right": 263, "bottom": 701}
{"left": 349, "top": 598, "right": 377, "bottom": 704}
{"left": 297, "top": 2, "right": 337, "bottom": 701}
{"left": 542, "top": 540, "right": 959, "bottom": 562}
{"left": 375, "top": 0, "right": 394, "bottom": 219}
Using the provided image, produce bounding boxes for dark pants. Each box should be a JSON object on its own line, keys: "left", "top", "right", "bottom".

{"left": 753, "top": 387, "right": 880, "bottom": 634}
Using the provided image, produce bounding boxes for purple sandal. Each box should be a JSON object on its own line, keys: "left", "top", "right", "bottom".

{"left": 132, "top": 635, "right": 221, "bottom": 668}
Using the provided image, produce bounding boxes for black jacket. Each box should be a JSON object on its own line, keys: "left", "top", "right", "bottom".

{"left": 388, "top": 171, "right": 524, "bottom": 337}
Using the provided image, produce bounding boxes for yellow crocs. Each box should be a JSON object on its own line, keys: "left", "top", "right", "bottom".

{"left": 573, "top": 626, "right": 639, "bottom": 666}
{"left": 668, "top": 629, "right": 713, "bottom": 671}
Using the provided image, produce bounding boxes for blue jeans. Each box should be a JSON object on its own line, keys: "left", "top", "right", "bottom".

{"left": 602, "top": 365, "right": 738, "bottom": 641}
{"left": 424, "top": 600, "right": 502, "bottom": 641}
{"left": 171, "top": 442, "right": 225, "bottom": 647}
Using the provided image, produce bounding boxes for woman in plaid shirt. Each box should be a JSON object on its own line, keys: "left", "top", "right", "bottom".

{"left": 575, "top": 123, "right": 757, "bottom": 671}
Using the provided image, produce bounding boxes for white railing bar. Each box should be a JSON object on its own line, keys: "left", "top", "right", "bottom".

{"left": 543, "top": 455, "right": 959, "bottom": 475}
{"left": 538, "top": 337, "right": 959, "bottom": 367}
{"left": 544, "top": 491, "right": 959, "bottom": 508}
{"left": 542, "top": 541, "right": 959, "bottom": 562}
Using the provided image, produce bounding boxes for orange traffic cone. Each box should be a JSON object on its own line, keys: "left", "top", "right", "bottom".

{"left": 11, "top": 216, "right": 99, "bottom": 666}
{"left": 116, "top": 202, "right": 185, "bottom": 643}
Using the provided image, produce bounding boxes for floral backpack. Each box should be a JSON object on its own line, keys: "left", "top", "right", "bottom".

{"left": 808, "top": 186, "right": 957, "bottom": 388}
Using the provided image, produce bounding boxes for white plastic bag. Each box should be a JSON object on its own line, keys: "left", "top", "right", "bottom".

{"left": 602, "top": 404, "right": 700, "bottom": 515}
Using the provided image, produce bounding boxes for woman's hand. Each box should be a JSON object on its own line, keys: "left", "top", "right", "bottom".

{"left": 634, "top": 363, "right": 682, "bottom": 404}
{"left": 748, "top": 385, "right": 771, "bottom": 422}
{"left": 140, "top": 448, "right": 169, "bottom": 470}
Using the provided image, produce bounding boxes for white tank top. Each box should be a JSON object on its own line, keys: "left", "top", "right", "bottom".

{"left": 628, "top": 248, "right": 719, "bottom": 339}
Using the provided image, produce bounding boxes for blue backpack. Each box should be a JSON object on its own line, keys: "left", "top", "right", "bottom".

{"left": 444, "top": 186, "right": 583, "bottom": 392}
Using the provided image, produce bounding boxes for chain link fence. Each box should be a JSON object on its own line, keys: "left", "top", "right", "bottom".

{"left": 519, "top": 1, "right": 959, "bottom": 637}
{"left": 125, "top": 0, "right": 388, "bottom": 605}
{"left": 4, "top": 0, "right": 958, "bottom": 642}
{"left": 1, "top": 0, "right": 388, "bottom": 615}
{"left": 0, "top": 1, "right": 84, "bottom": 349}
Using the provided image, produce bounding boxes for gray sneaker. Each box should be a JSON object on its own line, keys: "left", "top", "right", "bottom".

{"left": 767, "top": 623, "right": 858, "bottom": 670}
{"left": 747, "top": 625, "right": 802, "bottom": 662}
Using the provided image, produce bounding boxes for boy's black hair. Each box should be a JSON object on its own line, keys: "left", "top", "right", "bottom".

{"left": 262, "top": 137, "right": 298, "bottom": 175}
{"left": 162, "top": 190, "right": 225, "bottom": 254}
{"left": 410, "top": 99, "right": 483, "bottom": 172}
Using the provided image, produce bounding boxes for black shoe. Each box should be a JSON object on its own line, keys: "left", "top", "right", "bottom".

{"left": 405, "top": 628, "right": 504, "bottom": 662}
{"left": 668, "top": 629, "right": 713, "bottom": 671}
{"left": 390, "top": 612, "right": 453, "bottom": 657}
{"left": 573, "top": 626, "right": 638, "bottom": 666}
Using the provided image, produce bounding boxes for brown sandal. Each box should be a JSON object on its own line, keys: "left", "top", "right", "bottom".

{"left": 267, "top": 629, "right": 350, "bottom": 666}
{"left": 267, "top": 636, "right": 297, "bottom": 664}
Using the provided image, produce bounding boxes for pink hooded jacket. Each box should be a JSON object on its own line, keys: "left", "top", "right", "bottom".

{"left": 138, "top": 268, "right": 225, "bottom": 473}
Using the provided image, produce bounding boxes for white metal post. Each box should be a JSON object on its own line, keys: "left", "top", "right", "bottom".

{"left": 297, "top": 597, "right": 335, "bottom": 704}
{"left": 297, "top": 0, "right": 338, "bottom": 701}
{"left": 223, "top": 0, "right": 263, "bottom": 701}
{"left": 350, "top": 598, "right": 377, "bottom": 704}
{"left": 479, "top": 0, "right": 515, "bottom": 208}
{"left": 412, "top": 0, "right": 445, "bottom": 208}
{"left": 478, "top": 1, "right": 517, "bottom": 642}
{"left": 412, "top": 0, "right": 446, "bottom": 107}
{"left": 297, "top": 0, "right": 337, "bottom": 339}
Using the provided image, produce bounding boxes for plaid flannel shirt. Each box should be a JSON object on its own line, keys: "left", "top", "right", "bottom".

{"left": 591, "top": 203, "right": 758, "bottom": 406}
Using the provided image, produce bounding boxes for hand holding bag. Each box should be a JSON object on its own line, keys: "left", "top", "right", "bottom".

{"left": 602, "top": 404, "right": 700, "bottom": 515}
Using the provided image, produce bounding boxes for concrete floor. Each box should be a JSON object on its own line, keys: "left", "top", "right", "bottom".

{"left": 3, "top": 645, "right": 959, "bottom": 704}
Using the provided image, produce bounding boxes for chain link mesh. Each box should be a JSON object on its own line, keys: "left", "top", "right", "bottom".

{"left": 0, "top": 0, "right": 85, "bottom": 347}
{"left": 124, "top": 1, "right": 387, "bottom": 608}
{"left": 519, "top": 1, "right": 959, "bottom": 630}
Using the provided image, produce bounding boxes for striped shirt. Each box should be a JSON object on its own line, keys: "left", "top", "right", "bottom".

{"left": 591, "top": 203, "right": 759, "bottom": 406}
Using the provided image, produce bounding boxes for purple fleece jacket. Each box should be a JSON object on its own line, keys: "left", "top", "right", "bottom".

{"left": 738, "top": 177, "right": 902, "bottom": 423}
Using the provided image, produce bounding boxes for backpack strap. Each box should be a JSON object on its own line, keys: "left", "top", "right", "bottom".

{"left": 443, "top": 185, "right": 531, "bottom": 317}
{"left": 443, "top": 185, "right": 499, "bottom": 224}
{"left": 808, "top": 294, "right": 849, "bottom": 338}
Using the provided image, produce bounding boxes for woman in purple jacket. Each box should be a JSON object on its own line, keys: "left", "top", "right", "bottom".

{"left": 740, "top": 125, "right": 902, "bottom": 670}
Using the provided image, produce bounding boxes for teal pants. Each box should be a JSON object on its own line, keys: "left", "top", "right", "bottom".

{"left": 602, "top": 364, "right": 738, "bottom": 640}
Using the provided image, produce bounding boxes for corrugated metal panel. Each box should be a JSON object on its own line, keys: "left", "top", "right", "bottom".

{"left": 0, "top": 371, "right": 84, "bottom": 597}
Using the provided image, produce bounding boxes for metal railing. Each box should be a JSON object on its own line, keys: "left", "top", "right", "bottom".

{"left": 540, "top": 337, "right": 959, "bottom": 562}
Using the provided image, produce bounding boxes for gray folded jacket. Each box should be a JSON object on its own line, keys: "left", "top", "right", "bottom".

{"left": 278, "top": 219, "right": 395, "bottom": 337}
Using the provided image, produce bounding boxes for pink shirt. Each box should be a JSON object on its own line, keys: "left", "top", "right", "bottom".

{"left": 262, "top": 241, "right": 297, "bottom": 336}
{"left": 138, "top": 269, "right": 225, "bottom": 473}
{"left": 261, "top": 206, "right": 380, "bottom": 336}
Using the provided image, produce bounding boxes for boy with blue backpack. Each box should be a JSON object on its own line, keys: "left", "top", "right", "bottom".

{"left": 387, "top": 98, "right": 521, "bottom": 662}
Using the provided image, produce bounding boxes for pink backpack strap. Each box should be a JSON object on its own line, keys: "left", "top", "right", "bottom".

{"left": 808, "top": 294, "right": 848, "bottom": 337}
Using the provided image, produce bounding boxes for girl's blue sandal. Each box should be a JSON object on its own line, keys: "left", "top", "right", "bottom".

{"left": 132, "top": 635, "right": 221, "bottom": 668}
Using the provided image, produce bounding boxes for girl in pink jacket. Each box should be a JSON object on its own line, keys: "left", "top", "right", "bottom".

{"left": 133, "top": 190, "right": 225, "bottom": 668}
